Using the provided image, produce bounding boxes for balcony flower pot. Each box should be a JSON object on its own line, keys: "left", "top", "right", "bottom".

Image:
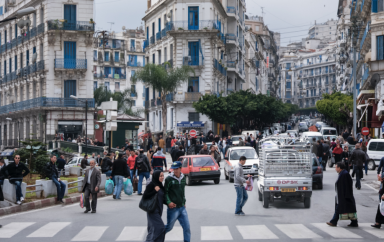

{"left": 178, "top": 27, "right": 184, "bottom": 30}
{"left": 89, "top": 18, "right": 95, "bottom": 24}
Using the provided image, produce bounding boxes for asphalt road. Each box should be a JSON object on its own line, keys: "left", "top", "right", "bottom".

{"left": 0, "top": 165, "right": 382, "bottom": 242}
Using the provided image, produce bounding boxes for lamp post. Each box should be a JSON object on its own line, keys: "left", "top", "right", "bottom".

{"left": 70, "top": 95, "right": 89, "bottom": 156}
{"left": 0, "top": 7, "right": 36, "bottom": 24}
{"left": 6, "top": 117, "right": 20, "bottom": 148}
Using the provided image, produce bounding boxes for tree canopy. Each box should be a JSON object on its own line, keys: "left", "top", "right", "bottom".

{"left": 316, "top": 92, "right": 353, "bottom": 125}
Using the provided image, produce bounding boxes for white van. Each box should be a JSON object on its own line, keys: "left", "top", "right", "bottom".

{"left": 366, "top": 139, "right": 384, "bottom": 170}
{"left": 300, "top": 132, "right": 323, "bottom": 143}
{"left": 321, "top": 127, "right": 338, "bottom": 140}
{"left": 241, "top": 130, "right": 259, "bottom": 140}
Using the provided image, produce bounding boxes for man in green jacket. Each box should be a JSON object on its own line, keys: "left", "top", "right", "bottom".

{"left": 165, "top": 161, "right": 190, "bottom": 242}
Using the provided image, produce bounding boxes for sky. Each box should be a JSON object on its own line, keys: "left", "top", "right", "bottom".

{"left": 94, "top": 0, "right": 339, "bottom": 47}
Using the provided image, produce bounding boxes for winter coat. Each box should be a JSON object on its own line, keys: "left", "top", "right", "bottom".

{"left": 4, "top": 162, "right": 30, "bottom": 184}
{"left": 336, "top": 169, "right": 357, "bottom": 214}
{"left": 350, "top": 148, "right": 366, "bottom": 167}
{"left": 100, "top": 157, "right": 113, "bottom": 173}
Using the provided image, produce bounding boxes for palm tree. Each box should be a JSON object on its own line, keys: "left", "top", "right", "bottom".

{"left": 131, "top": 63, "right": 194, "bottom": 138}
{"left": 94, "top": 86, "right": 139, "bottom": 114}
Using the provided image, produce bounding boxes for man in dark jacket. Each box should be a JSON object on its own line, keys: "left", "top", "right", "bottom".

{"left": 81, "top": 159, "right": 101, "bottom": 213}
{"left": 199, "top": 144, "right": 209, "bottom": 155}
{"left": 322, "top": 140, "right": 330, "bottom": 171}
{"left": 342, "top": 130, "right": 349, "bottom": 141}
{"left": 46, "top": 155, "right": 66, "bottom": 203}
{"left": 100, "top": 154, "right": 113, "bottom": 177}
{"left": 95, "top": 154, "right": 103, "bottom": 166}
{"left": 327, "top": 162, "right": 358, "bottom": 227}
{"left": 134, "top": 149, "right": 152, "bottom": 195}
{"left": 166, "top": 135, "right": 172, "bottom": 154}
{"left": 4, "top": 155, "right": 30, "bottom": 205}
{"left": 170, "top": 144, "right": 179, "bottom": 162}
{"left": 81, "top": 155, "right": 89, "bottom": 169}
{"left": 311, "top": 138, "right": 318, "bottom": 156}
{"left": 57, "top": 155, "right": 66, "bottom": 175}
{"left": 350, "top": 143, "right": 366, "bottom": 190}
{"left": 111, "top": 154, "right": 130, "bottom": 199}
{"left": 151, "top": 147, "right": 167, "bottom": 172}
{"left": 195, "top": 141, "right": 202, "bottom": 154}
{"left": 316, "top": 140, "right": 323, "bottom": 164}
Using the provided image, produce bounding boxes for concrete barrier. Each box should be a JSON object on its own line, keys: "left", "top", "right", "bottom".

{"left": 2, "top": 179, "right": 27, "bottom": 203}
{"left": 100, "top": 174, "right": 106, "bottom": 190}
{"left": 70, "top": 167, "right": 81, "bottom": 176}
{"left": 77, "top": 177, "right": 84, "bottom": 192}
{"left": 35, "top": 180, "right": 69, "bottom": 199}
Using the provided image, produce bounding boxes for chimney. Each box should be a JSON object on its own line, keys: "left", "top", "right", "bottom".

{"left": 147, "top": 0, "right": 151, "bottom": 9}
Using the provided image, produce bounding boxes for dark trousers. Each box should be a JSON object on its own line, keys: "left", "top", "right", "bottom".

{"left": 355, "top": 166, "right": 363, "bottom": 189}
{"left": 84, "top": 184, "right": 97, "bottom": 211}
{"left": 330, "top": 204, "right": 358, "bottom": 226}
{"left": 52, "top": 175, "right": 66, "bottom": 201}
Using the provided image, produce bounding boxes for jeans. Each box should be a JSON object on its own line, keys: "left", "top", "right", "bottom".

{"left": 138, "top": 171, "right": 150, "bottom": 194}
{"left": 113, "top": 175, "right": 124, "bottom": 199}
{"left": 153, "top": 167, "right": 163, "bottom": 172}
{"left": 130, "top": 170, "right": 137, "bottom": 181}
{"left": 355, "top": 166, "right": 363, "bottom": 189}
{"left": 52, "top": 175, "right": 66, "bottom": 201}
{"left": 14, "top": 180, "right": 23, "bottom": 201}
{"left": 0, "top": 179, "right": 3, "bottom": 185}
{"left": 165, "top": 206, "right": 191, "bottom": 242}
{"left": 318, "top": 157, "right": 322, "bottom": 164}
{"left": 235, "top": 186, "right": 248, "bottom": 214}
{"left": 330, "top": 204, "right": 358, "bottom": 226}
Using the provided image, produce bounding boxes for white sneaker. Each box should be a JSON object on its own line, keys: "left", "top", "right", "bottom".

{"left": 17, "top": 201, "right": 22, "bottom": 205}
{"left": 20, "top": 197, "right": 25, "bottom": 202}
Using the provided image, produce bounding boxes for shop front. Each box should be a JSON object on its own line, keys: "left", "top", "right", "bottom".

{"left": 111, "top": 114, "right": 145, "bottom": 149}
{"left": 58, "top": 121, "right": 83, "bottom": 140}
{"left": 177, "top": 121, "right": 206, "bottom": 137}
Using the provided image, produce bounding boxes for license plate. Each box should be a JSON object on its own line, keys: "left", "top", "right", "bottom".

{"left": 281, "top": 188, "right": 296, "bottom": 192}
{"left": 200, "top": 168, "right": 211, "bottom": 171}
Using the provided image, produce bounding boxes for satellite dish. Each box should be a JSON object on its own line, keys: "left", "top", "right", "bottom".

{"left": 32, "top": 53, "right": 37, "bottom": 64}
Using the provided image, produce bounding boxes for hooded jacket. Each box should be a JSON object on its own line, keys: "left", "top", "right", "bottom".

{"left": 151, "top": 150, "right": 167, "bottom": 168}
{"left": 164, "top": 172, "right": 186, "bottom": 207}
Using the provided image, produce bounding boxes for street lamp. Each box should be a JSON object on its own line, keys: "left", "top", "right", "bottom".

{"left": 70, "top": 95, "right": 89, "bottom": 156}
{"left": 0, "top": 7, "right": 36, "bottom": 23}
{"left": 6, "top": 117, "right": 20, "bottom": 148}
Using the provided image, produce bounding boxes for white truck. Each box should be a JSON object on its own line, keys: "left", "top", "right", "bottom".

{"left": 257, "top": 141, "right": 313, "bottom": 208}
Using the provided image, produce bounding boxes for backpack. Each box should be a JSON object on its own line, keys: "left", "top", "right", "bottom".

{"left": 136, "top": 155, "right": 149, "bottom": 172}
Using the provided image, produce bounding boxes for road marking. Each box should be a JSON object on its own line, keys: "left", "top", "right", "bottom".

{"left": 360, "top": 223, "right": 384, "bottom": 238}
{"left": 165, "top": 226, "right": 184, "bottom": 241}
{"left": 27, "top": 222, "right": 71, "bottom": 237}
{"left": 71, "top": 226, "right": 108, "bottom": 241}
{"left": 364, "top": 183, "right": 379, "bottom": 192}
{"left": 0, "top": 222, "right": 35, "bottom": 238}
{"left": 312, "top": 223, "right": 362, "bottom": 239}
{"left": 201, "top": 226, "right": 233, "bottom": 240}
{"left": 275, "top": 224, "right": 322, "bottom": 239}
{"left": 236, "top": 225, "right": 278, "bottom": 239}
{"left": 116, "top": 226, "right": 146, "bottom": 241}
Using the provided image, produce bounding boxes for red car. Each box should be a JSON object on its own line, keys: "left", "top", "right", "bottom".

{"left": 169, "top": 155, "right": 221, "bottom": 185}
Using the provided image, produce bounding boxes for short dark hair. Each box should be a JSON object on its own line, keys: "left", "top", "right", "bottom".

{"left": 0, "top": 159, "right": 4, "bottom": 164}
{"left": 157, "top": 147, "right": 161, "bottom": 151}
{"left": 50, "top": 154, "right": 56, "bottom": 158}
{"left": 335, "top": 162, "right": 345, "bottom": 169}
{"left": 240, "top": 156, "right": 247, "bottom": 161}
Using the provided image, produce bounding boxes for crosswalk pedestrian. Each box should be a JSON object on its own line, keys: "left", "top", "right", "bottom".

{"left": 1, "top": 222, "right": 384, "bottom": 241}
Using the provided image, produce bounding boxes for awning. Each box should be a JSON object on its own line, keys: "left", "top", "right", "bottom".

{"left": 357, "top": 90, "right": 375, "bottom": 100}
{"left": 177, "top": 121, "right": 205, "bottom": 127}
{"left": 1, "top": 149, "right": 14, "bottom": 156}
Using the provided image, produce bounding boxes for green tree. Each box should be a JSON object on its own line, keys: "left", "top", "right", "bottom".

{"left": 316, "top": 92, "right": 353, "bottom": 125}
{"left": 131, "top": 63, "right": 194, "bottom": 137}
{"left": 16, "top": 137, "right": 48, "bottom": 178}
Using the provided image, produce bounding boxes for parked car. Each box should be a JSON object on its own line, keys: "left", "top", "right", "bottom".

{"left": 300, "top": 132, "right": 323, "bottom": 143}
{"left": 171, "top": 155, "right": 221, "bottom": 185}
{"left": 312, "top": 153, "right": 323, "bottom": 189}
{"left": 366, "top": 140, "right": 384, "bottom": 170}
{"left": 298, "top": 122, "right": 309, "bottom": 132}
{"left": 224, "top": 146, "right": 259, "bottom": 182}
{"left": 65, "top": 157, "right": 91, "bottom": 168}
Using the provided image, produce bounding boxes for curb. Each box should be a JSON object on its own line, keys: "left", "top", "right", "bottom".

{"left": 0, "top": 190, "right": 107, "bottom": 217}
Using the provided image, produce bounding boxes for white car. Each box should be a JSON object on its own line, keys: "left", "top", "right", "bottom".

{"left": 224, "top": 147, "right": 259, "bottom": 183}
{"left": 366, "top": 139, "right": 384, "bottom": 170}
{"left": 321, "top": 127, "right": 338, "bottom": 140}
{"left": 231, "top": 135, "right": 246, "bottom": 146}
{"left": 300, "top": 132, "right": 323, "bottom": 143}
{"left": 65, "top": 157, "right": 92, "bottom": 168}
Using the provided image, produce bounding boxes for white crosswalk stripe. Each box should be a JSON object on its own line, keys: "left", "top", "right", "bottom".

{"left": 71, "top": 226, "right": 109, "bottom": 241}
{"left": 201, "top": 226, "right": 233, "bottom": 240}
{"left": 116, "top": 226, "right": 147, "bottom": 241}
{"left": 275, "top": 224, "right": 322, "bottom": 239}
{"left": 27, "top": 222, "right": 71, "bottom": 238}
{"left": 360, "top": 223, "right": 384, "bottom": 239}
{"left": 165, "top": 226, "right": 184, "bottom": 241}
{"left": 236, "top": 225, "right": 278, "bottom": 240}
{"left": 312, "top": 223, "right": 362, "bottom": 239}
{"left": 0, "top": 222, "right": 35, "bottom": 238}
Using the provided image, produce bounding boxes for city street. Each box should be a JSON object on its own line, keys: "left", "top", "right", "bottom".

{"left": 0, "top": 165, "right": 382, "bottom": 242}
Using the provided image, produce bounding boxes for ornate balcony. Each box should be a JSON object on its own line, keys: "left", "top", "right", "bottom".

{"left": 47, "top": 20, "right": 94, "bottom": 32}
{"left": 54, "top": 59, "right": 87, "bottom": 69}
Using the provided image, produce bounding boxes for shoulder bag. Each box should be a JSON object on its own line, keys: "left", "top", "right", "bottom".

{"left": 139, "top": 193, "right": 158, "bottom": 213}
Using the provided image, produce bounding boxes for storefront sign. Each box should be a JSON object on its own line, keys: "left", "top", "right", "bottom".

{"left": 177, "top": 121, "right": 205, "bottom": 127}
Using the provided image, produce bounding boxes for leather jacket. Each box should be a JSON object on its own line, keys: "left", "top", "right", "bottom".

{"left": 350, "top": 148, "right": 366, "bottom": 167}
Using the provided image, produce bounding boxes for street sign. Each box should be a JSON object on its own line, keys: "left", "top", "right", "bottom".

{"left": 361, "top": 127, "right": 369, "bottom": 136}
{"left": 189, "top": 129, "right": 197, "bottom": 137}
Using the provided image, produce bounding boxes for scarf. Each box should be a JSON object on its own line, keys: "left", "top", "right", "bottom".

{"left": 151, "top": 170, "right": 164, "bottom": 190}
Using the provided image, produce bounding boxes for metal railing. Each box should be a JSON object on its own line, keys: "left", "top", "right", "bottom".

{"left": 227, "top": 61, "right": 236, "bottom": 68}
{"left": 185, "top": 92, "right": 201, "bottom": 101}
{"left": 150, "top": 36, "right": 155, "bottom": 45}
{"left": 183, "top": 56, "right": 204, "bottom": 66}
{"left": 26, "top": 184, "right": 43, "bottom": 195}
{"left": 214, "top": 59, "right": 227, "bottom": 76}
{"left": 127, "top": 61, "right": 142, "bottom": 67}
{"left": 226, "top": 33, "right": 237, "bottom": 41}
{"left": 168, "top": 20, "right": 218, "bottom": 31}
{"left": 47, "top": 20, "right": 94, "bottom": 31}
{"left": 156, "top": 32, "right": 161, "bottom": 41}
{"left": 54, "top": 59, "right": 87, "bottom": 69}
{"left": 1, "top": 60, "right": 45, "bottom": 84}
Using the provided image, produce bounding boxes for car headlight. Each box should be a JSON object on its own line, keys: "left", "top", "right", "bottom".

{"left": 253, "top": 164, "right": 258, "bottom": 169}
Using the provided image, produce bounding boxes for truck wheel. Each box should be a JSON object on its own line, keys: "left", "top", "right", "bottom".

{"left": 368, "top": 160, "right": 376, "bottom": 170}
{"left": 224, "top": 169, "right": 229, "bottom": 180}
{"left": 304, "top": 197, "right": 311, "bottom": 208}
{"left": 258, "top": 190, "right": 263, "bottom": 201}
{"left": 263, "top": 193, "right": 269, "bottom": 208}
{"left": 328, "top": 160, "right": 334, "bottom": 168}
{"left": 186, "top": 175, "right": 192, "bottom": 186}
{"left": 229, "top": 175, "right": 234, "bottom": 183}
{"left": 214, "top": 178, "right": 220, "bottom": 184}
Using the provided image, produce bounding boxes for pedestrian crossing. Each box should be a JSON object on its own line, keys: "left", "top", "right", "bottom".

{"left": 1, "top": 222, "right": 384, "bottom": 241}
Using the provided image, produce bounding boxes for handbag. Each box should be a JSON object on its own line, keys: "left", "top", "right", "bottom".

{"left": 380, "top": 200, "right": 384, "bottom": 216}
{"left": 339, "top": 213, "right": 357, "bottom": 220}
{"left": 139, "top": 193, "right": 158, "bottom": 213}
{"left": 133, "top": 177, "right": 139, "bottom": 192}
{"left": 79, "top": 193, "right": 84, "bottom": 208}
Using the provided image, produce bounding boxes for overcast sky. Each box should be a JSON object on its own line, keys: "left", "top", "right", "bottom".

{"left": 94, "top": 0, "right": 339, "bottom": 47}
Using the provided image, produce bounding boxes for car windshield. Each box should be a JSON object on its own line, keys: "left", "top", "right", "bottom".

{"left": 230, "top": 149, "right": 258, "bottom": 160}
{"left": 307, "top": 136, "right": 322, "bottom": 141}
{"left": 193, "top": 157, "right": 215, "bottom": 167}
{"left": 232, "top": 137, "right": 241, "bottom": 141}
{"left": 299, "top": 123, "right": 308, "bottom": 127}
{"left": 323, "top": 129, "right": 337, "bottom": 135}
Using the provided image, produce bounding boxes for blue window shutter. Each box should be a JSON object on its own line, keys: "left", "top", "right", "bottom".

{"left": 9, "top": 58, "right": 11, "bottom": 73}
{"left": 33, "top": 46, "right": 36, "bottom": 54}
{"left": 64, "top": 80, "right": 76, "bottom": 98}
{"left": 4, "top": 30, "right": 6, "bottom": 42}
{"left": 146, "top": 27, "right": 149, "bottom": 40}
{"left": 115, "top": 52, "right": 119, "bottom": 61}
{"left": 14, "top": 55, "right": 17, "bottom": 70}
{"left": 143, "top": 56, "right": 145, "bottom": 66}
{"left": 3, "top": 60, "right": 5, "bottom": 75}
{"left": 159, "top": 91, "right": 161, "bottom": 97}
{"left": 134, "top": 56, "right": 137, "bottom": 66}
{"left": 15, "top": 24, "right": 17, "bottom": 38}
{"left": 377, "top": 36, "right": 384, "bottom": 60}
{"left": 373, "top": 0, "right": 378, "bottom": 12}
{"left": 152, "top": 53, "right": 155, "bottom": 64}
{"left": 158, "top": 18, "right": 161, "bottom": 32}
{"left": 0, "top": 7, "right": 3, "bottom": 15}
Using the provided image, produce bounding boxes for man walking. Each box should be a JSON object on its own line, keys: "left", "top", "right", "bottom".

{"left": 165, "top": 161, "right": 190, "bottom": 242}
{"left": 158, "top": 135, "right": 165, "bottom": 153}
{"left": 350, "top": 143, "right": 366, "bottom": 190}
{"left": 57, "top": 155, "right": 66, "bottom": 175}
{"left": 81, "top": 159, "right": 101, "bottom": 213}
{"left": 81, "top": 155, "right": 89, "bottom": 169}
{"left": 151, "top": 147, "right": 167, "bottom": 171}
{"left": 316, "top": 140, "right": 323, "bottom": 165}
{"left": 166, "top": 135, "right": 172, "bottom": 154}
{"left": 4, "top": 155, "right": 29, "bottom": 205}
{"left": 111, "top": 154, "right": 130, "bottom": 200}
{"left": 327, "top": 162, "right": 358, "bottom": 227}
{"left": 234, "top": 156, "right": 251, "bottom": 215}
{"left": 134, "top": 149, "right": 152, "bottom": 195}
{"left": 46, "top": 155, "right": 66, "bottom": 203}
{"left": 95, "top": 154, "right": 102, "bottom": 166}
{"left": 322, "top": 139, "right": 330, "bottom": 171}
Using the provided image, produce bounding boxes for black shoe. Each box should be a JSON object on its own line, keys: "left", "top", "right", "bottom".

{"left": 91, "top": 211, "right": 96, "bottom": 213}
{"left": 326, "top": 222, "right": 336, "bottom": 227}
{"left": 348, "top": 223, "right": 358, "bottom": 227}
{"left": 138, "top": 193, "right": 143, "bottom": 195}
{"left": 0, "top": 224, "right": 2, "bottom": 228}
{"left": 113, "top": 195, "right": 116, "bottom": 199}
{"left": 371, "top": 224, "right": 381, "bottom": 229}
{"left": 84, "top": 210, "right": 90, "bottom": 213}
{"left": 60, "top": 200, "right": 65, "bottom": 204}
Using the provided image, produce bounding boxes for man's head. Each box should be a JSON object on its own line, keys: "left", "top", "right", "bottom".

{"left": 335, "top": 162, "right": 345, "bottom": 173}
{"left": 317, "top": 140, "right": 321, "bottom": 144}
{"left": 312, "top": 138, "right": 316, "bottom": 142}
{"left": 355, "top": 143, "right": 361, "bottom": 149}
{"left": 223, "top": 137, "right": 227, "bottom": 140}
{"left": 14, "top": 155, "right": 20, "bottom": 164}
{"left": 344, "top": 145, "right": 349, "bottom": 152}
{"left": 97, "top": 154, "right": 100, "bottom": 158}
{"left": 157, "top": 147, "right": 161, "bottom": 152}
{"left": 0, "top": 159, "right": 4, "bottom": 166}
{"left": 210, "top": 145, "right": 216, "bottom": 152}
{"left": 228, "top": 136, "right": 231, "bottom": 139}
{"left": 89, "top": 159, "right": 96, "bottom": 168}
{"left": 103, "top": 151, "right": 107, "bottom": 156}
{"left": 95, "top": 139, "right": 98, "bottom": 143}
{"left": 60, "top": 155, "right": 64, "bottom": 159}
{"left": 84, "top": 155, "right": 88, "bottom": 159}
{"left": 131, "top": 150, "right": 136, "bottom": 156}
{"left": 50, "top": 155, "right": 57, "bottom": 163}
{"left": 92, "top": 153, "right": 95, "bottom": 157}
{"left": 239, "top": 156, "right": 247, "bottom": 165}
{"left": 160, "top": 135, "right": 163, "bottom": 139}
{"left": 203, "top": 144, "right": 207, "bottom": 150}
{"left": 139, "top": 149, "right": 144, "bottom": 154}
{"left": 171, "top": 161, "right": 182, "bottom": 178}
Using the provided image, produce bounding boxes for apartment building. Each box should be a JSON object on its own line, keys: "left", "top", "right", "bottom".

{"left": 308, "top": 19, "right": 337, "bottom": 41}
{"left": 0, "top": 0, "right": 94, "bottom": 149}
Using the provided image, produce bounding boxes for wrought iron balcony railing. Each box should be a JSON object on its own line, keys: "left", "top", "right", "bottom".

{"left": 47, "top": 20, "right": 94, "bottom": 31}
{"left": 54, "top": 59, "right": 87, "bottom": 69}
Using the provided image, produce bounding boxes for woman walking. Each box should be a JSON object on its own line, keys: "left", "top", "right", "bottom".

{"left": 210, "top": 145, "right": 221, "bottom": 167}
{"left": 371, "top": 175, "right": 384, "bottom": 228}
{"left": 361, "top": 142, "right": 369, "bottom": 176}
{"left": 332, "top": 143, "right": 343, "bottom": 164}
{"left": 144, "top": 171, "right": 166, "bottom": 242}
